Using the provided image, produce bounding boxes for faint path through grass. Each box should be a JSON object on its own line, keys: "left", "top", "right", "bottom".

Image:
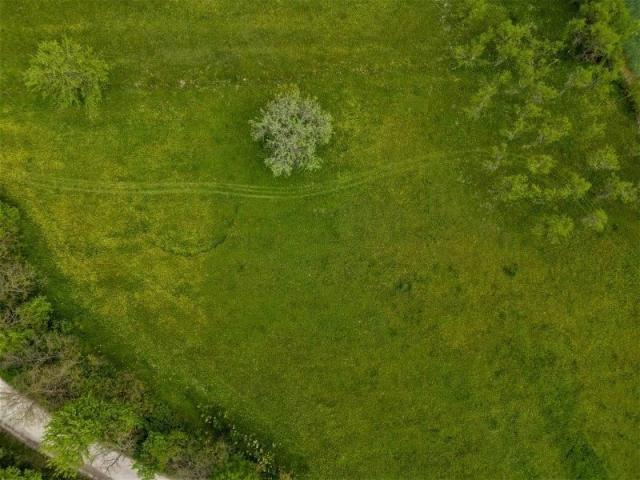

{"left": 6, "top": 149, "right": 492, "bottom": 199}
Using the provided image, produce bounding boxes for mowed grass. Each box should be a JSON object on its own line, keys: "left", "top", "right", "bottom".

{"left": 1, "top": 1, "right": 639, "bottom": 478}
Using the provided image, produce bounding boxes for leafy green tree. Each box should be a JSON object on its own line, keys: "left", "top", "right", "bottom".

{"left": 44, "top": 395, "right": 139, "bottom": 475}
{"left": 250, "top": 87, "right": 333, "bottom": 177}
{"left": 24, "top": 38, "right": 109, "bottom": 117}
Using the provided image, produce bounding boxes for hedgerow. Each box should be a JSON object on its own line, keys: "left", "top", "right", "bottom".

{"left": 0, "top": 199, "right": 296, "bottom": 479}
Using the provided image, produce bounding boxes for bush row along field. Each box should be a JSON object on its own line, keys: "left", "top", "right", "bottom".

{"left": 1, "top": 0, "right": 639, "bottom": 478}
{"left": 0, "top": 199, "right": 294, "bottom": 478}
{"left": 0, "top": 431, "right": 59, "bottom": 480}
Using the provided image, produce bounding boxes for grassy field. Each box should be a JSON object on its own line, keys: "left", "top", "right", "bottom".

{"left": 1, "top": 1, "right": 639, "bottom": 478}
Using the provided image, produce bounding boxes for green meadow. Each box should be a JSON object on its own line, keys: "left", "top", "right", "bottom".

{"left": 1, "top": 1, "right": 638, "bottom": 478}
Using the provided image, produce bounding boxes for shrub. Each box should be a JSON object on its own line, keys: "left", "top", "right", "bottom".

{"left": 0, "top": 467, "right": 43, "bottom": 480}
{"left": 15, "top": 296, "right": 52, "bottom": 332}
{"left": 0, "top": 260, "right": 37, "bottom": 308}
{"left": 535, "top": 215, "right": 576, "bottom": 244}
{"left": 211, "top": 457, "right": 261, "bottom": 480}
{"left": 527, "top": 155, "right": 556, "bottom": 175}
{"left": 587, "top": 146, "right": 620, "bottom": 170}
{"left": 582, "top": 208, "right": 609, "bottom": 231}
{"left": 0, "top": 202, "right": 21, "bottom": 260}
{"left": 24, "top": 38, "right": 109, "bottom": 117}
{"left": 496, "top": 174, "right": 533, "bottom": 202}
{"left": 250, "top": 87, "right": 333, "bottom": 177}
{"left": 604, "top": 175, "right": 639, "bottom": 203}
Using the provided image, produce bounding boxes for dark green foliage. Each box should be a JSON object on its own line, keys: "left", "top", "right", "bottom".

{"left": 250, "top": 87, "right": 333, "bottom": 177}
{"left": 0, "top": 260, "right": 37, "bottom": 308}
{"left": 24, "top": 38, "right": 109, "bottom": 118}
{"left": 135, "top": 431, "right": 229, "bottom": 480}
{"left": 568, "top": 0, "right": 637, "bottom": 67}
{"left": 202, "top": 407, "right": 281, "bottom": 478}
{"left": 0, "top": 432, "right": 59, "bottom": 480}
{"left": 0, "top": 466, "right": 43, "bottom": 480}
{"left": 626, "top": 0, "right": 640, "bottom": 72}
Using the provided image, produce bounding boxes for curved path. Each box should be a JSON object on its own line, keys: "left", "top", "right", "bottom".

{"left": 5, "top": 149, "right": 491, "bottom": 199}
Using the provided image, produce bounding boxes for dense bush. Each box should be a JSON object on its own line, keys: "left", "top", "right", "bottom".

{"left": 0, "top": 466, "right": 43, "bottom": 480}
{"left": 135, "top": 431, "right": 231, "bottom": 480}
{"left": 0, "top": 434, "right": 53, "bottom": 480}
{"left": 24, "top": 38, "right": 109, "bottom": 118}
{"left": 250, "top": 87, "right": 333, "bottom": 177}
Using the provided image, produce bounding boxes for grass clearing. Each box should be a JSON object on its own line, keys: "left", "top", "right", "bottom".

{"left": 1, "top": 1, "right": 639, "bottom": 478}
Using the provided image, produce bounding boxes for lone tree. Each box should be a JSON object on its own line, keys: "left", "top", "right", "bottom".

{"left": 250, "top": 87, "right": 333, "bottom": 177}
{"left": 24, "top": 38, "right": 109, "bottom": 117}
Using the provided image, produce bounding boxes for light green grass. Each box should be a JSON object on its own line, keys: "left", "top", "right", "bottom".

{"left": 1, "top": 1, "right": 639, "bottom": 478}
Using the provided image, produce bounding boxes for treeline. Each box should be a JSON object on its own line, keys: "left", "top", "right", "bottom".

{"left": 444, "top": 0, "right": 639, "bottom": 242}
{"left": 0, "top": 431, "right": 59, "bottom": 480}
{"left": 0, "top": 199, "right": 296, "bottom": 479}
